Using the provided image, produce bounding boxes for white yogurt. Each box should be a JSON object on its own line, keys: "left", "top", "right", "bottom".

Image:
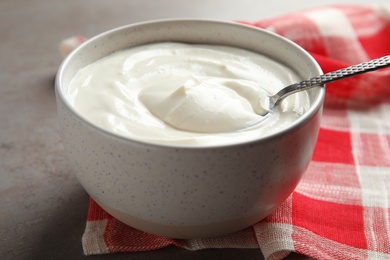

{"left": 67, "top": 42, "right": 309, "bottom": 146}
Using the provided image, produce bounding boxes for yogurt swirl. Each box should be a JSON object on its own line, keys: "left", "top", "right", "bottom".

{"left": 67, "top": 42, "right": 309, "bottom": 146}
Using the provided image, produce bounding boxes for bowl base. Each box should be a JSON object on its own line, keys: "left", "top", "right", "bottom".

{"left": 96, "top": 200, "right": 274, "bottom": 239}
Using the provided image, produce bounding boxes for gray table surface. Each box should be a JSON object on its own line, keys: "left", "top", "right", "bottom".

{"left": 1, "top": 0, "right": 381, "bottom": 259}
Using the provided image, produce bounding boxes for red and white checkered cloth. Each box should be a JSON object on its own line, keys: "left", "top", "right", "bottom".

{"left": 63, "top": 4, "right": 390, "bottom": 259}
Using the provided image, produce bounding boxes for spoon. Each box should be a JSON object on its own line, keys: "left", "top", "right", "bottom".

{"left": 259, "top": 55, "right": 390, "bottom": 115}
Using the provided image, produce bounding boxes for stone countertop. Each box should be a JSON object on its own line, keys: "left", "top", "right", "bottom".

{"left": 0, "top": 0, "right": 373, "bottom": 259}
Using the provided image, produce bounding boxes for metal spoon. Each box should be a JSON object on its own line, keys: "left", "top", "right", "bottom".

{"left": 259, "top": 55, "right": 390, "bottom": 115}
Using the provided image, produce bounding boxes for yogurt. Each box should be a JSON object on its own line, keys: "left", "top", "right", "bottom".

{"left": 67, "top": 42, "right": 309, "bottom": 146}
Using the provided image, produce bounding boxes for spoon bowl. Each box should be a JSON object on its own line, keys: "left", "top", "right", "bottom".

{"left": 56, "top": 19, "right": 327, "bottom": 239}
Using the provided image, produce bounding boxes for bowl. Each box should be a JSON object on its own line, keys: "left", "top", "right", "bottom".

{"left": 55, "top": 19, "right": 324, "bottom": 239}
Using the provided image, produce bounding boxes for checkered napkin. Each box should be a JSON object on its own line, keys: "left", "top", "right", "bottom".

{"left": 62, "top": 4, "right": 390, "bottom": 259}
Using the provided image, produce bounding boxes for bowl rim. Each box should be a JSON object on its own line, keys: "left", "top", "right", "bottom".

{"left": 55, "top": 18, "right": 325, "bottom": 149}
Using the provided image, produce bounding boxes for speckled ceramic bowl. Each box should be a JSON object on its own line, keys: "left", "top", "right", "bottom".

{"left": 55, "top": 19, "right": 324, "bottom": 239}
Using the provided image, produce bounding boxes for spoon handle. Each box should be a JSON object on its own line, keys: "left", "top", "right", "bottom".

{"left": 272, "top": 55, "right": 390, "bottom": 105}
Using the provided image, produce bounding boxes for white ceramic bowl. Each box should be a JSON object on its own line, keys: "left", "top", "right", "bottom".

{"left": 55, "top": 19, "right": 324, "bottom": 239}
